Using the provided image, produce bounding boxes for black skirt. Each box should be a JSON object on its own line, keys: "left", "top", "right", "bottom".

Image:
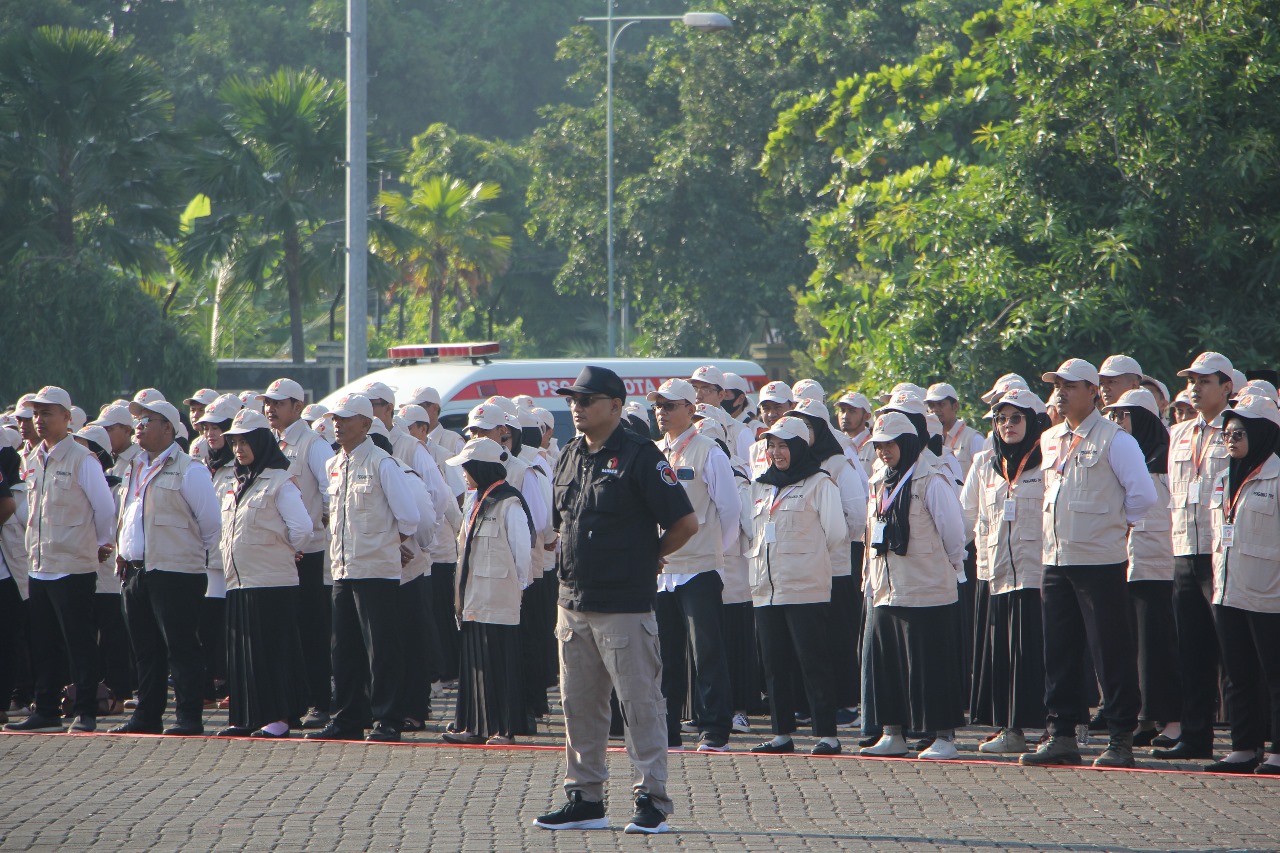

{"left": 868, "top": 603, "right": 966, "bottom": 733}
{"left": 225, "top": 586, "right": 308, "bottom": 730}
{"left": 969, "top": 586, "right": 1045, "bottom": 730}
{"left": 455, "top": 621, "right": 524, "bottom": 739}
{"left": 518, "top": 575, "right": 552, "bottom": 719}
{"left": 721, "top": 601, "right": 764, "bottom": 714}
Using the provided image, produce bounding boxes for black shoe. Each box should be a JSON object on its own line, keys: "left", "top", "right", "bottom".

{"left": 1150, "top": 733, "right": 1178, "bottom": 748}
{"left": 249, "top": 727, "right": 289, "bottom": 739}
{"left": 3, "top": 712, "right": 64, "bottom": 733}
{"left": 1088, "top": 711, "right": 1108, "bottom": 732}
{"left": 1255, "top": 762, "right": 1280, "bottom": 775}
{"left": 624, "top": 794, "right": 669, "bottom": 835}
{"left": 401, "top": 718, "right": 428, "bottom": 733}
{"left": 1206, "top": 756, "right": 1260, "bottom": 774}
{"left": 1152, "top": 741, "right": 1213, "bottom": 760}
{"left": 858, "top": 735, "right": 880, "bottom": 748}
{"left": 794, "top": 712, "right": 812, "bottom": 726}
{"left": 107, "top": 718, "right": 164, "bottom": 735}
{"left": 215, "top": 726, "right": 251, "bottom": 737}
{"left": 533, "top": 790, "right": 609, "bottom": 830}
{"left": 441, "top": 729, "right": 485, "bottom": 745}
{"left": 303, "top": 722, "right": 364, "bottom": 741}
{"left": 1132, "top": 728, "right": 1158, "bottom": 747}
{"left": 696, "top": 733, "right": 729, "bottom": 752}
{"left": 163, "top": 722, "right": 204, "bottom": 736}
{"left": 750, "top": 739, "right": 795, "bottom": 754}
{"left": 299, "top": 708, "right": 330, "bottom": 730}
{"left": 913, "top": 736, "right": 936, "bottom": 751}
{"left": 365, "top": 722, "right": 400, "bottom": 743}
{"left": 811, "top": 741, "right": 842, "bottom": 756}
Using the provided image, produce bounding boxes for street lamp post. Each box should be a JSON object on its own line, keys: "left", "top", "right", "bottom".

{"left": 344, "top": 0, "right": 368, "bottom": 383}
{"left": 579, "top": 3, "right": 732, "bottom": 356}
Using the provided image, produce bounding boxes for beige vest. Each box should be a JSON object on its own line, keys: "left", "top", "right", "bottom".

{"left": 1211, "top": 457, "right": 1280, "bottom": 613}
{"left": 326, "top": 439, "right": 402, "bottom": 580}
{"left": 1129, "top": 472, "right": 1174, "bottom": 582}
{"left": 1168, "top": 415, "right": 1230, "bottom": 556}
{"left": 424, "top": 439, "right": 462, "bottom": 564}
{"left": 821, "top": 452, "right": 859, "bottom": 576}
{"left": 205, "top": 465, "right": 237, "bottom": 574}
{"left": 661, "top": 431, "right": 724, "bottom": 574}
{"left": 865, "top": 455, "right": 958, "bottom": 607}
{"left": 220, "top": 468, "right": 300, "bottom": 590}
{"left": 1040, "top": 411, "right": 1129, "bottom": 566}
{"left": 118, "top": 448, "right": 207, "bottom": 574}
{"left": 968, "top": 449, "right": 1044, "bottom": 594}
{"left": 395, "top": 458, "right": 430, "bottom": 584}
{"left": 456, "top": 495, "right": 525, "bottom": 625}
{"left": 945, "top": 421, "right": 983, "bottom": 477}
{"left": 518, "top": 445, "right": 555, "bottom": 570}
{"left": 748, "top": 437, "right": 771, "bottom": 480}
{"left": 279, "top": 420, "right": 327, "bottom": 552}
{"left": 26, "top": 437, "right": 99, "bottom": 575}
{"left": 748, "top": 472, "right": 835, "bottom": 606}
{"left": 1, "top": 482, "right": 30, "bottom": 598}
{"left": 853, "top": 430, "right": 876, "bottom": 479}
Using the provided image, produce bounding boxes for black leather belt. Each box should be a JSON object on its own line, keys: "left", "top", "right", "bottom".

{"left": 123, "top": 560, "right": 146, "bottom": 571}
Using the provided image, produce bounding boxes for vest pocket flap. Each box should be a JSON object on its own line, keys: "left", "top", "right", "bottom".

{"left": 1170, "top": 443, "right": 1193, "bottom": 462}
{"left": 1018, "top": 525, "right": 1041, "bottom": 541}
{"left": 775, "top": 540, "right": 815, "bottom": 555}
{"left": 473, "top": 558, "right": 509, "bottom": 578}
{"left": 1238, "top": 539, "right": 1280, "bottom": 561}
{"left": 44, "top": 501, "right": 89, "bottom": 527}
{"left": 1243, "top": 492, "right": 1278, "bottom": 516}
{"left": 1066, "top": 500, "right": 1107, "bottom": 514}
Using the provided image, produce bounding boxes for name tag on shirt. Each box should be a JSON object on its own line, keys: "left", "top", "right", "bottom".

{"left": 1003, "top": 499, "right": 1016, "bottom": 522}
{"left": 676, "top": 467, "right": 695, "bottom": 481}
{"left": 1187, "top": 477, "right": 1201, "bottom": 505}
{"left": 871, "top": 520, "right": 886, "bottom": 546}
{"left": 1221, "top": 524, "right": 1235, "bottom": 549}
{"left": 763, "top": 522, "right": 777, "bottom": 544}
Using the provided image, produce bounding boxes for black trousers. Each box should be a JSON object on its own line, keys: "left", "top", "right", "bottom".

{"left": 430, "top": 563, "right": 460, "bottom": 682}
{"left": 29, "top": 574, "right": 99, "bottom": 718}
{"left": 93, "top": 592, "right": 133, "bottom": 700}
{"left": 656, "top": 570, "right": 732, "bottom": 740}
{"left": 1041, "top": 563, "right": 1139, "bottom": 738}
{"left": 199, "top": 594, "right": 226, "bottom": 699}
{"left": 1129, "top": 579, "right": 1181, "bottom": 723}
{"left": 1173, "top": 555, "right": 1221, "bottom": 747}
{"left": 1214, "top": 605, "right": 1280, "bottom": 754}
{"left": 755, "top": 602, "right": 836, "bottom": 738}
{"left": 122, "top": 568, "right": 206, "bottom": 725}
{"left": 0, "top": 577, "right": 27, "bottom": 709}
{"left": 296, "top": 551, "right": 332, "bottom": 712}
{"left": 829, "top": 546, "right": 864, "bottom": 709}
{"left": 331, "top": 578, "right": 402, "bottom": 731}
{"left": 396, "top": 574, "right": 437, "bottom": 722}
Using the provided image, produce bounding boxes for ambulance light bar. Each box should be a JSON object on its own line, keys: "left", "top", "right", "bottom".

{"left": 386, "top": 342, "right": 501, "bottom": 365}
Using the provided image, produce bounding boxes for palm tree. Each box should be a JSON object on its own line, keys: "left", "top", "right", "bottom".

{"left": 378, "top": 175, "right": 513, "bottom": 342}
{"left": 179, "top": 68, "right": 352, "bottom": 364}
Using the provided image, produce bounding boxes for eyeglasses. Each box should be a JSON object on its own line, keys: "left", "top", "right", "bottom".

{"left": 992, "top": 413, "right": 1025, "bottom": 426}
{"left": 566, "top": 393, "right": 610, "bottom": 408}
{"left": 1106, "top": 410, "right": 1131, "bottom": 422}
{"left": 132, "top": 417, "right": 152, "bottom": 428}
{"left": 1224, "top": 428, "right": 1248, "bottom": 441}
{"left": 654, "top": 401, "right": 688, "bottom": 412}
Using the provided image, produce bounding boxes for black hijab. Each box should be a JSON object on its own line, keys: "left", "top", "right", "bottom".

{"left": 624, "top": 414, "right": 651, "bottom": 438}
{"left": 205, "top": 420, "right": 234, "bottom": 473}
{"left": 520, "top": 426, "right": 543, "bottom": 452}
{"left": 1225, "top": 415, "right": 1280, "bottom": 505}
{"left": 792, "top": 412, "right": 844, "bottom": 464}
{"left": 232, "top": 427, "right": 290, "bottom": 504}
{"left": 1125, "top": 407, "right": 1168, "bottom": 475}
{"left": 756, "top": 434, "right": 823, "bottom": 488}
{"left": 507, "top": 425, "right": 523, "bottom": 457}
{"left": 901, "top": 411, "right": 930, "bottom": 449}
{"left": 370, "top": 432, "right": 394, "bottom": 454}
{"left": 457, "top": 456, "right": 535, "bottom": 609}
{"left": 873, "top": 432, "right": 923, "bottom": 557}
{"left": 990, "top": 405, "right": 1045, "bottom": 480}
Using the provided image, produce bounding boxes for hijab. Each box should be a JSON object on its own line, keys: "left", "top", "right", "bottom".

{"left": 520, "top": 426, "right": 543, "bottom": 452}
{"left": 457, "top": 457, "right": 534, "bottom": 609}
{"left": 232, "top": 427, "right": 291, "bottom": 504}
{"left": 794, "top": 412, "right": 844, "bottom": 464}
{"left": 903, "top": 412, "right": 931, "bottom": 449}
{"left": 990, "top": 404, "right": 1045, "bottom": 480}
{"left": 1126, "top": 407, "right": 1168, "bottom": 475}
{"left": 756, "top": 434, "right": 823, "bottom": 488}
{"left": 1225, "top": 415, "right": 1280, "bottom": 505}
{"left": 205, "top": 420, "right": 235, "bottom": 474}
{"left": 873, "top": 432, "right": 923, "bottom": 557}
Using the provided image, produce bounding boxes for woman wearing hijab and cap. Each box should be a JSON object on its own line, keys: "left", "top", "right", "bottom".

{"left": 1204, "top": 395, "right": 1280, "bottom": 774}
{"left": 215, "top": 410, "right": 313, "bottom": 738}
{"left": 1102, "top": 388, "right": 1181, "bottom": 748}
{"left": 442, "top": 438, "right": 534, "bottom": 746}
{"left": 960, "top": 388, "right": 1047, "bottom": 754}
{"left": 745, "top": 416, "right": 847, "bottom": 756}
{"left": 860, "top": 411, "right": 968, "bottom": 759}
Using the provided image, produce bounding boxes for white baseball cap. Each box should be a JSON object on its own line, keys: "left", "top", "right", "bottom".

{"left": 1, "top": 426, "right": 22, "bottom": 449}
{"left": 75, "top": 424, "right": 111, "bottom": 451}
{"left": 359, "top": 381, "right": 397, "bottom": 405}
{"left": 92, "top": 404, "right": 135, "bottom": 429}
{"left": 368, "top": 417, "right": 390, "bottom": 438}
{"left": 483, "top": 395, "right": 521, "bottom": 428}
{"left": 183, "top": 388, "right": 219, "bottom": 407}
{"left": 1231, "top": 369, "right": 1248, "bottom": 392}
{"left": 622, "top": 401, "right": 649, "bottom": 421}
{"left": 407, "top": 385, "right": 441, "bottom": 407}
{"left": 399, "top": 404, "right": 431, "bottom": 425}
{"left": 878, "top": 382, "right": 926, "bottom": 404}
{"left": 128, "top": 388, "right": 166, "bottom": 416}
{"left": 259, "top": 378, "right": 306, "bottom": 402}
{"left": 447, "top": 437, "right": 509, "bottom": 467}
{"left": 792, "top": 379, "right": 826, "bottom": 402}
{"left": 1174, "top": 389, "right": 1193, "bottom": 405}
{"left": 13, "top": 393, "right": 36, "bottom": 418}
{"left": 1226, "top": 395, "right": 1280, "bottom": 427}
{"left": 877, "top": 389, "right": 928, "bottom": 417}
{"left": 135, "top": 400, "right": 182, "bottom": 431}
{"left": 925, "top": 413, "right": 944, "bottom": 437}
{"left": 981, "top": 373, "right": 1029, "bottom": 404}
{"left": 692, "top": 402, "right": 730, "bottom": 425}
{"left": 195, "top": 393, "right": 244, "bottom": 425}
{"left": 532, "top": 408, "right": 554, "bottom": 431}
{"left": 311, "top": 416, "right": 335, "bottom": 444}
{"left": 517, "top": 408, "right": 541, "bottom": 429}
{"left": 924, "top": 383, "right": 958, "bottom": 403}
{"left": 301, "top": 403, "right": 328, "bottom": 423}
{"left": 1099, "top": 355, "right": 1143, "bottom": 377}
{"left": 1235, "top": 379, "right": 1279, "bottom": 404}
{"left": 646, "top": 378, "right": 697, "bottom": 405}
{"left": 69, "top": 406, "right": 87, "bottom": 431}
{"left": 786, "top": 398, "right": 833, "bottom": 424}
{"left": 1177, "top": 352, "right": 1233, "bottom": 378}
{"left": 467, "top": 403, "right": 508, "bottom": 431}
{"left": 237, "top": 391, "right": 264, "bottom": 413}
{"left": 836, "top": 391, "right": 872, "bottom": 413}
{"left": 224, "top": 409, "right": 273, "bottom": 435}
{"left": 1140, "top": 375, "right": 1171, "bottom": 402}
{"left": 689, "top": 365, "right": 725, "bottom": 388}
{"left": 986, "top": 387, "right": 1047, "bottom": 417}
{"left": 762, "top": 415, "right": 813, "bottom": 445}
{"left": 870, "top": 411, "right": 917, "bottom": 443}
{"left": 327, "top": 394, "right": 376, "bottom": 420}
{"left": 758, "top": 381, "right": 794, "bottom": 405}
{"left": 31, "top": 385, "right": 73, "bottom": 410}
{"left": 722, "top": 372, "right": 751, "bottom": 394}
{"left": 1103, "top": 388, "right": 1161, "bottom": 419}
{"left": 512, "top": 394, "right": 537, "bottom": 411}
{"left": 1041, "top": 358, "right": 1100, "bottom": 386}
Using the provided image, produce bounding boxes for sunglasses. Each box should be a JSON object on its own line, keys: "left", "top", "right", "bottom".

{"left": 1224, "top": 428, "right": 1248, "bottom": 441}
{"left": 566, "top": 393, "right": 611, "bottom": 408}
{"left": 654, "top": 401, "right": 688, "bottom": 412}
{"left": 1106, "top": 410, "right": 1131, "bottom": 422}
{"left": 992, "top": 413, "right": 1025, "bottom": 426}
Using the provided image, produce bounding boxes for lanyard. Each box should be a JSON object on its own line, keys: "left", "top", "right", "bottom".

{"left": 877, "top": 464, "right": 917, "bottom": 515}
{"left": 946, "top": 421, "right": 965, "bottom": 451}
{"left": 854, "top": 431, "right": 872, "bottom": 451}
{"left": 1001, "top": 452, "right": 1031, "bottom": 493}
{"left": 467, "top": 480, "right": 506, "bottom": 535}
{"left": 1192, "top": 422, "right": 1217, "bottom": 472}
{"left": 664, "top": 431, "right": 697, "bottom": 464}
{"left": 769, "top": 484, "right": 800, "bottom": 516}
{"left": 132, "top": 448, "right": 173, "bottom": 499}
{"left": 1053, "top": 433, "right": 1084, "bottom": 475}
{"left": 1225, "top": 465, "right": 1264, "bottom": 523}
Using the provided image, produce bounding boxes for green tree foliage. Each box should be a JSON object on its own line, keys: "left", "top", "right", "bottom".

{"left": 765, "top": 0, "right": 1280, "bottom": 399}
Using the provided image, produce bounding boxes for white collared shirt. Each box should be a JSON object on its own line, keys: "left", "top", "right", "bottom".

{"left": 117, "top": 444, "right": 221, "bottom": 565}
{"left": 656, "top": 426, "right": 740, "bottom": 592}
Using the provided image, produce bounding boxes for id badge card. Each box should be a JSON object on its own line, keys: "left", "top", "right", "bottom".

{"left": 1002, "top": 499, "right": 1017, "bottom": 522}
{"left": 763, "top": 522, "right": 777, "bottom": 544}
{"left": 1221, "top": 523, "right": 1235, "bottom": 549}
{"left": 1187, "top": 477, "right": 1201, "bottom": 505}
{"left": 1046, "top": 480, "right": 1062, "bottom": 505}
{"left": 871, "top": 520, "right": 886, "bottom": 546}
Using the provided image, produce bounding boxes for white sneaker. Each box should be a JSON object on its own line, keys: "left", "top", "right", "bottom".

{"left": 731, "top": 713, "right": 751, "bottom": 734}
{"left": 978, "top": 729, "right": 1027, "bottom": 754}
{"left": 919, "top": 738, "right": 960, "bottom": 760}
{"left": 859, "top": 733, "right": 909, "bottom": 756}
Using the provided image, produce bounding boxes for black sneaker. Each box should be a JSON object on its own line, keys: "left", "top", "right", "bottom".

{"left": 300, "top": 708, "right": 330, "bottom": 730}
{"left": 533, "top": 790, "right": 608, "bottom": 830}
{"left": 366, "top": 722, "right": 400, "bottom": 743}
{"left": 624, "top": 794, "right": 669, "bottom": 835}
{"left": 3, "top": 712, "right": 64, "bottom": 733}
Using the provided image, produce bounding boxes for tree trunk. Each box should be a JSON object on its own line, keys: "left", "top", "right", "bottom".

{"left": 429, "top": 278, "right": 442, "bottom": 343}
{"left": 328, "top": 288, "right": 343, "bottom": 341}
{"left": 210, "top": 264, "right": 232, "bottom": 357}
{"left": 284, "top": 227, "right": 306, "bottom": 364}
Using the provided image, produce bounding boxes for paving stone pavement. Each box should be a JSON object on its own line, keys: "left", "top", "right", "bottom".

{"left": 1, "top": 691, "right": 1276, "bottom": 852}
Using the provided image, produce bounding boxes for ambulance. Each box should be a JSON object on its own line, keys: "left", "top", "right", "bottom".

{"left": 318, "top": 342, "right": 768, "bottom": 443}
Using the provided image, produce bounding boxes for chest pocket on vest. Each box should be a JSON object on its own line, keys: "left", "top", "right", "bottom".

{"left": 585, "top": 476, "right": 624, "bottom": 514}
{"left": 772, "top": 494, "right": 816, "bottom": 555}
{"left": 1238, "top": 495, "right": 1280, "bottom": 562}
{"left": 472, "top": 516, "right": 510, "bottom": 577}
{"left": 906, "top": 492, "right": 935, "bottom": 553}
{"left": 349, "top": 484, "right": 390, "bottom": 534}
{"left": 151, "top": 473, "right": 191, "bottom": 528}
{"left": 43, "top": 470, "right": 89, "bottom": 527}
{"left": 243, "top": 490, "right": 280, "bottom": 544}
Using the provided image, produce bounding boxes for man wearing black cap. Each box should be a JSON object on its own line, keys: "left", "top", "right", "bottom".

{"left": 534, "top": 366, "right": 697, "bottom": 836}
